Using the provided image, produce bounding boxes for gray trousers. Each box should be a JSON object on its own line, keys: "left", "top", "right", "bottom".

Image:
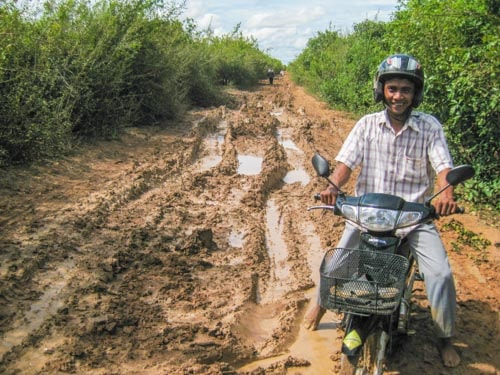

{"left": 318, "top": 222, "right": 456, "bottom": 338}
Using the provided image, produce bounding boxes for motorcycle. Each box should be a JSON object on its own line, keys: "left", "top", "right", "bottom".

{"left": 308, "top": 153, "right": 474, "bottom": 375}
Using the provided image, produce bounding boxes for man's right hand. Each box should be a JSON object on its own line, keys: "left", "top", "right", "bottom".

{"left": 319, "top": 162, "right": 351, "bottom": 205}
{"left": 320, "top": 186, "right": 338, "bottom": 205}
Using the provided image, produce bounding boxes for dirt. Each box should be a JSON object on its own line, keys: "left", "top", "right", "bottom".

{"left": 0, "top": 76, "right": 498, "bottom": 375}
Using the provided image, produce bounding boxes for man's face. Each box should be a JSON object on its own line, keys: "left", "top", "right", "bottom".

{"left": 383, "top": 77, "right": 415, "bottom": 116}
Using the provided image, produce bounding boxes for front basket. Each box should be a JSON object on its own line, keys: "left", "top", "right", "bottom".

{"left": 319, "top": 248, "right": 409, "bottom": 315}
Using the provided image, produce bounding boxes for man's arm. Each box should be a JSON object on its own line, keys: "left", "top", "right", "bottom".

{"left": 435, "top": 168, "right": 458, "bottom": 216}
{"left": 320, "top": 162, "right": 352, "bottom": 205}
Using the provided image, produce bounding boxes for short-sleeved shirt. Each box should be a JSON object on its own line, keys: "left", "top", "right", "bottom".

{"left": 336, "top": 109, "right": 453, "bottom": 203}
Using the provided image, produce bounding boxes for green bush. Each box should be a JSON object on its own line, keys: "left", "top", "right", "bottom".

{"left": 0, "top": 0, "right": 278, "bottom": 165}
{"left": 208, "top": 25, "right": 283, "bottom": 88}
{"left": 289, "top": 21, "right": 388, "bottom": 113}
{"left": 386, "top": 0, "right": 499, "bottom": 209}
{"left": 0, "top": 2, "right": 73, "bottom": 164}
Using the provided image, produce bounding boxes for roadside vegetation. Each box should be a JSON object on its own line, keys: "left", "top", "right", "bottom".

{"left": 1, "top": 0, "right": 497, "bottom": 210}
{"left": 0, "top": 0, "right": 282, "bottom": 165}
{"left": 288, "top": 0, "right": 499, "bottom": 210}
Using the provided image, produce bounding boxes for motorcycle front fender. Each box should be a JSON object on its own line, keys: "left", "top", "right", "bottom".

{"left": 341, "top": 314, "right": 379, "bottom": 356}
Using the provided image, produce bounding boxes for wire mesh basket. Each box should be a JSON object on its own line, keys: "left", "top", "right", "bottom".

{"left": 319, "top": 247, "right": 410, "bottom": 315}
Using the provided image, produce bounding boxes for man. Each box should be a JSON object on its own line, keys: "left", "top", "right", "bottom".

{"left": 304, "top": 54, "right": 461, "bottom": 368}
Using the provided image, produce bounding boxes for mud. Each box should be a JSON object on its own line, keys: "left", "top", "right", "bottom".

{"left": 0, "top": 76, "right": 498, "bottom": 374}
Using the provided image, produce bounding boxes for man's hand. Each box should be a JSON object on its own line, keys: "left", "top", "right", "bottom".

{"left": 320, "top": 186, "right": 338, "bottom": 205}
{"left": 435, "top": 168, "right": 458, "bottom": 216}
{"left": 319, "top": 162, "right": 352, "bottom": 205}
{"left": 434, "top": 194, "right": 458, "bottom": 216}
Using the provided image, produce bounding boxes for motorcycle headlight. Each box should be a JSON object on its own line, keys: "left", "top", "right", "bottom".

{"left": 358, "top": 207, "right": 398, "bottom": 231}
{"left": 397, "top": 211, "right": 423, "bottom": 228}
{"left": 341, "top": 205, "right": 358, "bottom": 222}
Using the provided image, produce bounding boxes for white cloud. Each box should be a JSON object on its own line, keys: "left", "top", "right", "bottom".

{"left": 194, "top": 13, "right": 217, "bottom": 29}
{"left": 182, "top": 0, "right": 206, "bottom": 19}
{"left": 246, "top": 6, "right": 325, "bottom": 29}
{"left": 182, "top": 0, "right": 399, "bottom": 64}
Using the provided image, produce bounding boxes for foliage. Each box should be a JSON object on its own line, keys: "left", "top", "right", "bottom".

{"left": 289, "top": 21, "right": 388, "bottom": 113}
{"left": 0, "top": 0, "right": 278, "bottom": 165}
{"left": 289, "top": 29, "right": 344, "bottom": 97}
{"left": 288, "top": 0, "right": 499, "bottom": 209}
{"left": 0, "top": 1, "right": 74, "bottom": 163}
{"left": 386, "top": 0, "right": 499, "bottom": 210}
{"left": 442, "top": 218, "right": 491, "bottom": 263}
{"left": 207, "top": 24, "right": 283, "bottom": 88}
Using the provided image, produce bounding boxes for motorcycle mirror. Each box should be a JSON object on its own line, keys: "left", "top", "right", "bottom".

{"left": 312, "top": 153, "right": 330, "bottom": 177}
{"left": 311, "top": 153, "right": 345, "bottom": 195}
{"left": 446, "top": 165, "right": 475, "bottom": 186}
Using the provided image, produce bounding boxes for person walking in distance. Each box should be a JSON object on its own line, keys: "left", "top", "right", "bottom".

{"left": 303, "top": 54, "right": 461, "bottom": 368}
{"left": 267, "top": 68, "right": 275, "bottom": 84}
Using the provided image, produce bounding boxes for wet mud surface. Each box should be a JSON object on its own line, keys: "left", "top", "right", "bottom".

{"left": 0, "top": 76, "right": 498, "bottom": 374}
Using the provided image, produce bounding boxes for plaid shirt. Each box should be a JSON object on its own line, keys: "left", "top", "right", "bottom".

{"left": 336, "top": 110, "right": 453, "bottom": 203}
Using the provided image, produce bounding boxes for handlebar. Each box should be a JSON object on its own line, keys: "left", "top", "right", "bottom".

{"left": 313, "top": 193, "right": 465, "bottom": 214}
{"left": 432, "top": 205, "right": 465, "bottom": 216}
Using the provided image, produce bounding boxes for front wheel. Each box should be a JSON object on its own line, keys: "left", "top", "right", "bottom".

{"left": 339, "top": 351, "right": 362, "bottom": 375}
{"left": 339, "top": 328, "right": 389, "bottom": 375}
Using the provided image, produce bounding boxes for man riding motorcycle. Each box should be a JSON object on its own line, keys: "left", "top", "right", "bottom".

{"left": 304, "top": 54, "right": 461, "bottom": 367}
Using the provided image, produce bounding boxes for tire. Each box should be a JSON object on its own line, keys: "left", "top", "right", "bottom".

{"left": 339, "top": 351, "right": 361, "bottom": 375}
{"left": 339, "top": 329, "right": 387, "bottom": 375}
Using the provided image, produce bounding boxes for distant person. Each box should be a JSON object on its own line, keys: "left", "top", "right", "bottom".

{"left": 267, "top": 68, "right": 275, "bottom": 85}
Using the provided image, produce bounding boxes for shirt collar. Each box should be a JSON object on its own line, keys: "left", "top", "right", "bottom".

{"left": 378, "top": 110, "right": 421, "bottom": 132}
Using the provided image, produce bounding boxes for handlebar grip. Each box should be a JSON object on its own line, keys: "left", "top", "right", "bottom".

{"left": 435, "top": 206, "right": 465, "bottom": 218}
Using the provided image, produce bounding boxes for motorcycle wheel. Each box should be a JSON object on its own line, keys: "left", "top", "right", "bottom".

{"left": 339, "top": 351, "right": 361, "bottom": 375}
{"left": 339, "top": 328, "right": 387, "bottom": 375}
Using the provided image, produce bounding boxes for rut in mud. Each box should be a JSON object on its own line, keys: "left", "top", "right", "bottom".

{"left": 0, "top": 76, "right": 498, "bottom": 375}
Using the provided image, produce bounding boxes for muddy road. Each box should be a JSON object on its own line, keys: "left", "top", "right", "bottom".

{"left": 0, "top": 76, "right": 498, "bottom": 374}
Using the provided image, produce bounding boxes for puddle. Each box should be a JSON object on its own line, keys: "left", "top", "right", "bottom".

{"left": 280, "top": 139, "right": 302, "bottom": 152}
{"left": 228, "top": 230, "right": 245, "bottom": 248}
{"left": 238, "top": 310, "right": 342, "bottom": 374}
{"left": 302, "top": 221, "right": 324, "bottom": 285}
{"left": 237, "top": 155, "right": 263, "bottom": 175}
{"left": 200, "top": 155, "right": 223, "bottom": 171}
{"left": 0, "top": 259, "right": 75, "bottom": 361}
{"left": 238, "top": 217, "right": 341, "bottom": 374}
{"left": 283, "top": 168, "right": 310, "bottom": 186}
{"left": 199, "top": 134, "right": 225, "bottom": 171}
{"left": 196, "top": 120, "right": 226, "bottom": 172}
{"left": 232, "top": 303, "right": 282, "bottom": 355}
{"left": 276, "top": 128, "right": 311, "bottom": 186}
{"left": 258, "top": 199, "right": 290, "bottom": 304}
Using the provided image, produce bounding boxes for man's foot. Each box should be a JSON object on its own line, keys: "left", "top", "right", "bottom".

{"left": 303, "top": 305, "right": 326, "bottom": 331}
{"left": 437, "top": 338, "right": 461, "bottom": 367}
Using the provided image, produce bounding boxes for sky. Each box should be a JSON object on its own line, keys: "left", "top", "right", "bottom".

{"left": 181, "top": 0, "right": 400, "bottom": 64}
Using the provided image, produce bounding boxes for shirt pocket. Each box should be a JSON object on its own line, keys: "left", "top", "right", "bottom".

{"left": 402, "top": 152, "right": 427, "bottom": 182}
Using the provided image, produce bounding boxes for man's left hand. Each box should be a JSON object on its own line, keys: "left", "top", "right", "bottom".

{"left": 435, "top": 195, "right": 458, "bottom": 216}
